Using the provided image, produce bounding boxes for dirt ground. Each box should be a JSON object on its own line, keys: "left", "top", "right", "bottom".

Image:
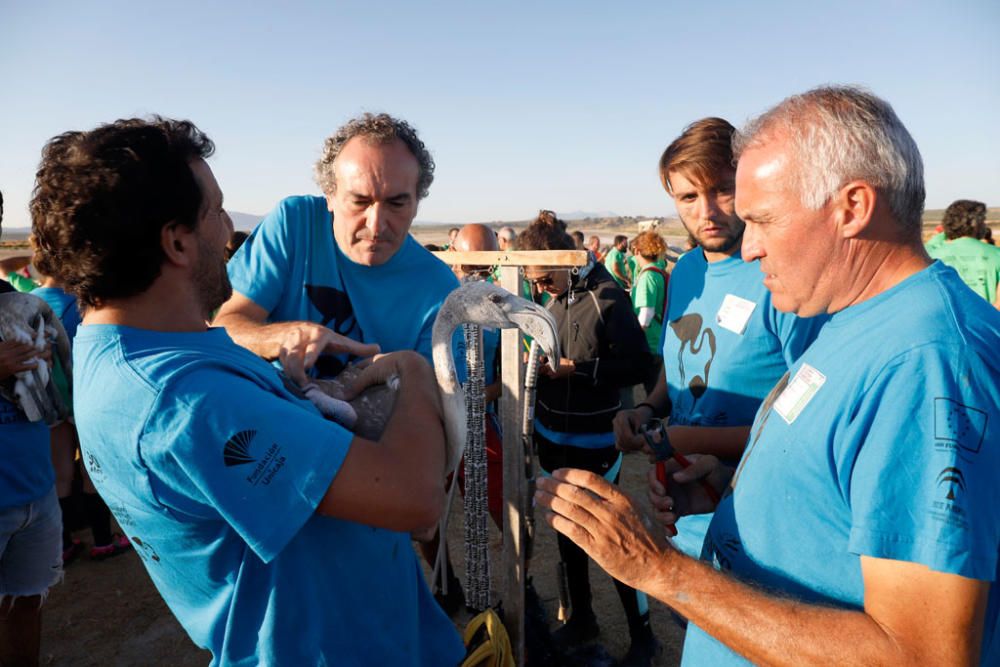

{"left": 40, "top": 450, "right": 685, "bottom": 666}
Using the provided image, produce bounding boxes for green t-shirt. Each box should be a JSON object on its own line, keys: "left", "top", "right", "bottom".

{"left": 927, "top": 237, "right": 1000, "bottom": 303}
{"left": 631, "top": 265, "right": 667, "bottom": 353}
{"left": 604, "top": 247, "right": 628, "bottom": 288}
{"left": 627, "top": 255, "right": 638, "bottom": 282}
{"left": 6, "top": 272, "right": 38, "bottom": 293}
{"left": 924, "top": 231, "right": 946, "bottom": 252}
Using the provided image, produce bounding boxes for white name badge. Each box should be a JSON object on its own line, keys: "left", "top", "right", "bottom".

{"left": 773, "top": 363, "right": 826, "bottom": 424}
{"left": 715, "top": 294, "right": 757, "bottom": 335}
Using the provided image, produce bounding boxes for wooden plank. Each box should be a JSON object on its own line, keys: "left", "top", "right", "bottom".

{"left": 498, "top": 264, "right": 526, "bottom": 666}
{"left": 432, "top": 250, "right": 588, "bottom": 267}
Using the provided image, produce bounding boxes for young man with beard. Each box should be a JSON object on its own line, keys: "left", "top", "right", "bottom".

{"left": 614, "top": 117, "right": 825, "bottom": 557}
{"left": 603, "top": 234, "right": 631, "bottom": 289}
{"left": 30, "top": 118, "right": 464, "bottom": 665}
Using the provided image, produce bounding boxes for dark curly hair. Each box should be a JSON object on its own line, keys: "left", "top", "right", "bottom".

{"left": 514, "top": 210, "right": 575, "bottom": 251}
{"left": 942, "top": 199, "right": 986, "bottom": 240}
{"left": 314, "top": 112, "right": 435, "bottom": 200}
{"left": 30, "top": 117, "right": 215, "bottom": 307}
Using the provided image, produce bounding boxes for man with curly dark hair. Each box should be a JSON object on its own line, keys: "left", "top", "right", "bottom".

{"left": 927, "top": 199, "right": 1000, "bottom": 305}
{"left": 31, "top": 117, "right": 464, "bottom": 665}
{"left": 215, "top": 112, "right": 459, "bottom": 386}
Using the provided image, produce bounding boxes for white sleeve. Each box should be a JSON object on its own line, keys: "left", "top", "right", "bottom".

{"left": 637, "top": 307, "right": 655, "bottom": 327}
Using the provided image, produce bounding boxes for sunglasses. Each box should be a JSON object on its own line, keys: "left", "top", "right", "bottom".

{"left": 527, "top": 274, "right": 556, "bottom": 289}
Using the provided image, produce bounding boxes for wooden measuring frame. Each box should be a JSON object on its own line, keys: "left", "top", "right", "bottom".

{"left": 432, "top": 249, "right": 589, "bottom": 665}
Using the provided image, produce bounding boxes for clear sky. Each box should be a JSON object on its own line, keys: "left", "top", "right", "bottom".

{"left": 2, "top": 0, "right": 997, "bottom": 228}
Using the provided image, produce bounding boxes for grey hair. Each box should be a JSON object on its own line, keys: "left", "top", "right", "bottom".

{"left": 733, "top": 85, "right": 925, "bottom": 233}
{"left": 314, "top": 112, "right": 435, "bottom": 200}
{"left": 497, "top": 226, "right": 516, "bottom": 242}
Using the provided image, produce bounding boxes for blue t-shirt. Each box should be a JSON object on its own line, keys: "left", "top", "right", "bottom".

{"left": 662, "top": 250, "right": 826, "bottom": 556}
{"left": 226, "top": 195, "right": 459, "bottom": 374}
{"left": 0, "top": 396, "right": 52, "bottom": 508}
{"left": 31, "top": 286, "right": 81, "bottom": 341}
{"left": 685, "top": 262, "right": 1000, "bottom": 666}
{"left": 73, "top": 324, "right": 464, "bottom": 666}
{"left": 0, "top": 284, "right": 54, "bottom": 508}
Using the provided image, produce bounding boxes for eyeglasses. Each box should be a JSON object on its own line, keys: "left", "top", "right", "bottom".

{"left": 527, "top": 274, "right": 556, "bottom": 289}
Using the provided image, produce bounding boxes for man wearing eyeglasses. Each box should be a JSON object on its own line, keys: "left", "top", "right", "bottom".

{"left": 518, "top": 212, "right": 659, "bottom": 665}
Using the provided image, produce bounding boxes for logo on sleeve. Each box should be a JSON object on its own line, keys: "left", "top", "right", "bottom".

{"left": 223, "top": 430, "right": 257, "bottom": 467}
{"left": 934, "top": 398, "right": 987, "bottom": 456}
{"left": 929, "top": 466, "right": 968, "bottom": 529}
{"left": 223, "top": 429, "right": 288, "bottom": 486}
{"left": 85, "top": 452, "right": 104, "bottom": 478}
{"left": 936, "top": 467, "right": 966, "bottom": 501}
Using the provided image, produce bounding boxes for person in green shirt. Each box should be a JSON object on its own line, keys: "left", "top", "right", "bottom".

{"left": 630, "top": 231, "right": 669, "bottom": 392}
{"left": 603, "top": 234, "right": 630, "bottom": 289}
{"left": 0, "top": 255, "right": 39, "bottom": 292}
{"left": 927, "top": 199, "right": 1000, "bottom": 306}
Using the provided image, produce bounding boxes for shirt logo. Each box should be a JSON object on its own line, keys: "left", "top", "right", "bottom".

{"left": 934, "top": 398, "right": 987, "bottom": 455}
{"left": 224, "top": 430, "right": 257, "bottom": 467}
{"left": 669, "top": 313, "right": 717, "bottom": 408}
{"left": 936, "top": 467, "right": 966, "bottom": 502}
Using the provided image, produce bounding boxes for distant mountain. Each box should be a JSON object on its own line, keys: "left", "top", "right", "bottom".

{"left": 558, "top": 210, "right": 619, "bottom": 220}
{"left": 228, "top": 211, "right": 264, "bottom": 232}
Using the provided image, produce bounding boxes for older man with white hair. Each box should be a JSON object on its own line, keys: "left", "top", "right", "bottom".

{"left": 535, "top": 86, "right": 1000, "bottom": 666}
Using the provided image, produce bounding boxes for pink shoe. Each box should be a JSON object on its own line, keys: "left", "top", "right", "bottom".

{"left": 90, "top": 534, "right": 132, "bottom": 561}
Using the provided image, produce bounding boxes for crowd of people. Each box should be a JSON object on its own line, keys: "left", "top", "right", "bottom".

{"left": 0, "top": 84, "right": 997, "bottom": 667}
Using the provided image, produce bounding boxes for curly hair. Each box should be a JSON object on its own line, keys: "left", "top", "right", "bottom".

{"left": 514, "top": 210, "right": 574, "bottom": 251}
{"left": 633, "top": 230, "right": 666, "bottom": 260}
{"left": 941, "top": 200, "right": 986, "bottom": 240}
{"left": 314, "top": 113, "right": 435, "bottom": 200}
{"left": 30, "top": 117, "right": 215, "bottom": 308}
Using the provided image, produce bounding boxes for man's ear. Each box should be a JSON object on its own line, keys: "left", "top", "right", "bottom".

{"left": 161, "top": 223, "right": 196, "bottom": 266}
{"left": 835, "top": 180, "right": 877, "bottom": 239}
{"left": 325, "top": 193, "right": 336, "bottom": 213}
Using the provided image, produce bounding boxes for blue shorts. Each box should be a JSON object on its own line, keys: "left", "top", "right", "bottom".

{"left": 0, "top": 486, "right": 63, "bottom": 600}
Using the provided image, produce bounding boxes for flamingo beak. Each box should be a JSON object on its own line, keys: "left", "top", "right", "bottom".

{"left": 507, "top": 301, "right": 560, "bottom": 373}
